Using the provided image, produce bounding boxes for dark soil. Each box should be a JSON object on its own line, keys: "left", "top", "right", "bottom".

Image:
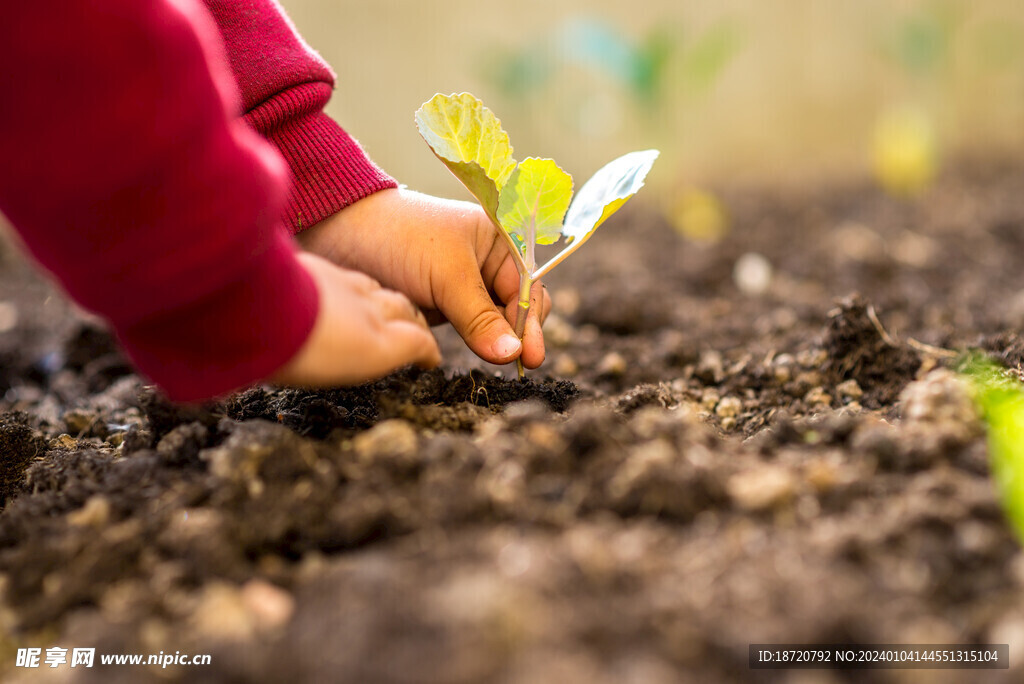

{"left": 3, "top": 161, "right": 1024, "bottom": 683}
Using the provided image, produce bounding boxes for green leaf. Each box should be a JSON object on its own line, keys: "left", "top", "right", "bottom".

{"left": 497, "top": 158, "right": 573, "bottom": 252}
{"left": 562, "top": 149, "right": 659, "bottom": 246}
{"left": 965, "top": 356, "right": 1024, "bottom": 544}
{"left": 415, "top": 93, "right": 518, "bottom": 222}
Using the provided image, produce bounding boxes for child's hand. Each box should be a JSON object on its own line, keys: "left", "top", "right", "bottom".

{"left": 271, "top": 253, "right": 441, "bottom": 387}
{"left": 296, "top": 188, "right": 551, "bottom": 369}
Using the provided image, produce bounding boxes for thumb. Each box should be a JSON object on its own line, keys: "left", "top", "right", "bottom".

{"left": 442, "top": 279, "right": 523, "bottom": 364}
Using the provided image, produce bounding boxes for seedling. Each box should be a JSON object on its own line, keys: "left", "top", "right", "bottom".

{"left": 415, "top": 92, "right": 658, "bottom": 377}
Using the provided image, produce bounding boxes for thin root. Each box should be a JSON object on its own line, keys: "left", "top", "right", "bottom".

{"left": 867, "top": 304, "right": 958, "bottom": 358}
{"left": 866, "top": 304, "right": 898, "bottom": 348}
{"left": 907, "top": 338, "right": 958, "bottom": 359}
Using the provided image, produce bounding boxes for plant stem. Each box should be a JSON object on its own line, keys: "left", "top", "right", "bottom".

{"left": 513, "top": 271, "right": 531, "bottom": 379}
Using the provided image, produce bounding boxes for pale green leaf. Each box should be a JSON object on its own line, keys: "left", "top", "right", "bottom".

{"left": 497, "top": 158, "right": 573, "bottom": 251}
{"left": 562, "top": 149, "right": 659, "bottom": 246}
{"left": 966, "top": 357, "right": 1024, "bottom": 545}
{"left": 415, "top": 93, "right": 517, "bottom": 221}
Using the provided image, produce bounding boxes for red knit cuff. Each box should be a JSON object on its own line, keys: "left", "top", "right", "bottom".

{"left": 245, "top": 82, "right": 398, "bottom": 234}
{"left": 118, "top": 229, "right": 319, "bottom": 402}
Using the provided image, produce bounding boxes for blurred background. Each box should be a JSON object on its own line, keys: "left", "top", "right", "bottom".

{"left": 284, "top": 0, "right": 1024, "bottom": 238}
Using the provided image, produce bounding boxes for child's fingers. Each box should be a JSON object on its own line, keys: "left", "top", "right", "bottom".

{"left": 500, "top": 280, "right": 548, "bottom": 354}
{"left": 382, "top": 320, "right": 442, "bottom": 370}
{"left": 504, "top": 280, "right": 546, "bottom": 369}
{"left": 372, "top": 288, "right": 429, "bottom": 329}
{"left": 340, "top": 269, "right": 383, "bottom": 294}
{"left": 276, "top": 254, "right": 441, "bottom": 388}
{"left": 490, "top": 257, "right": 523, "bottom": 308}
{"left": 536, "top": 283, "right": 551, "bottom": 324}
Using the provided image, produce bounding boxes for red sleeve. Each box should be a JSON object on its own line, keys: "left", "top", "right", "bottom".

{"left": 0, "top": 0, "right": 319, "bottom": 402}
{"left": 202, "top": 0, "right": 398, "bottom": 234}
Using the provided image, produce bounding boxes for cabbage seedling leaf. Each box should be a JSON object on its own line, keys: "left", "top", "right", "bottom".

{"left": 415, "top": 93, "right": 517, "bottom": 223}
{"left": 497, "top": 158, "right": 573, "bottom": 252}
{"left": 562, "top": 149, "right": 659, "bottom": 246}
{"left": 532, "top": 148, "right": 659, "bottom": 279}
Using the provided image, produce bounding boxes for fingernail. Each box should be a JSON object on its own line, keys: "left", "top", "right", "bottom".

{"left": 492, "top": 334, "right": 521, "bottom": 359}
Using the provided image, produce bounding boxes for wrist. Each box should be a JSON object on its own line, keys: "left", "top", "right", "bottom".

{"left": 295, "top": 187, "right": 401, "bottom": 267}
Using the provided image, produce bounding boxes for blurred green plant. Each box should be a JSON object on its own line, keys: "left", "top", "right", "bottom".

{"left": 483, "top": 16, "right": 741, "bottom": 117}
{"left": 483, "top": 16, "right": 739, "bottom": 247}
{"left": 871, "top": 1, "right": 961, "bottom": 197}
{"left": 962, "top": 354, "right": 1024, "bottom": 545}
{"left": 873, "top": 2, "right": 1024, "bottom": 197}
{"left": 881, "top": 0, "right": 961, "bottom": 77}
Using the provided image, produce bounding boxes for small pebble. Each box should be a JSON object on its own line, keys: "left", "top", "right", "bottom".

{"left": 835, "top": 379, "right": 863, "bottom": 402}
{"left": 241, "top": 579, "right": 295, "bottom": 631}
{"left": 733, "top": 252, "right": 773, "bottom": 295}
{"left": 803, "top": 459, "right": 839, "bottom": 493}
{"left": 728, "top": 466, "right": 796, "bottom": 512}
{"left": 553, "top": 354, "right": 579, "bottom": 377}
{"left": 552, "top": 287, "right": 581, "bottom": 316}
{"left": 715, "top": 396, "right": 742, "bottom": 419}
{"left": 804, "top": 387, "right": 832, "bottom": 408}
{"left": 700, "top": 389, "right": 720, "bottom": 412}
{"left": 544, "top": 314, "right": 574, "bottom": 348}
{"left": 773, "top": 365, "right": 792, "bottom": 384}
{"left": 48, "top": 434, "right": 77, "bottom": 450}
{"left": 796, "top": 349, "right": 828, "bottom": 368}
{"left": 576, "top": 324, "right": 600, "bottom": 345}
{"left": 891, "top": 230, "right": 938, "bottom": 268}
{"left": 795, "top": 370, "right": 823, "bottom": 388}
{"left": 63, "top": 409, "right": 95, "bottom": 435}
{"left": 524, "top": 423, "right": 565, "bottom": 452}
{"left": 597, "top": 351, "right": 627, "bottom": 377}
{"left": 353, "top": 419, "right": 418, "bottom": 460}
{"left": 191, "top": 583, "right": 253, "bottom": 641}
{"left": 771, "top": 353, "right": 795, "bottom": 383}
{"left": 833, "top": 221, "right": 886, "bottom": 264}
{"left": 696, "top": 350, "right": 725, "bottom": 384}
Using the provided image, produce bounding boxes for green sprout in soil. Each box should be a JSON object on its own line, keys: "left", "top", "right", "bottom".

{"left": 415, "top": 92, "right": 658, "bottom": 378}
{"left": 963, "top": 355, "right": 1024, "bottom": 545}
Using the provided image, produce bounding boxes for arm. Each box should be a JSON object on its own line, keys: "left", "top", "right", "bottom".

{"left": 0, "top": 0, "right": 435, "bottom": 401}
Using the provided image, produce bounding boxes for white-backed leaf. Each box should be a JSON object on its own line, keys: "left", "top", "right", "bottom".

{"left": 562, "top": 149, "right": 659, "bottom": 245}
{"left": 497, "top": 158, "right": 573, "bottom": 253}
{"left": 533, "top": 149, "right": 659, "bottom": 279}
{"left": 415, "top": 93, "right": 517, "bottom": 222}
